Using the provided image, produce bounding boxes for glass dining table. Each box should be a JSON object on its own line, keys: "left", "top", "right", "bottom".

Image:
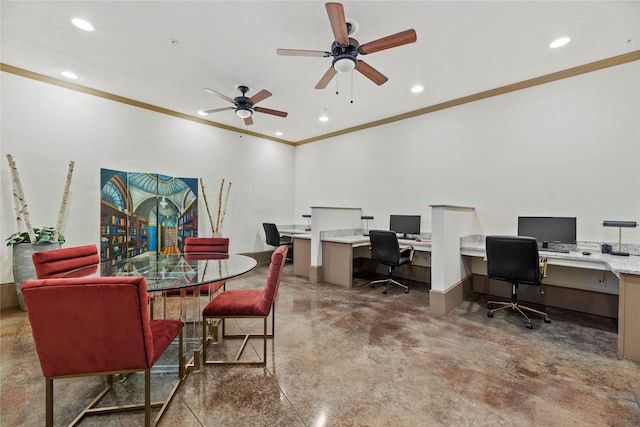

{"left": 61, "top": 252, "right": 258, "bottom": 374}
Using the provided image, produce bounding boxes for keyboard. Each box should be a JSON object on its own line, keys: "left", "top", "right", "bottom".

{"left": 539, "top": 248, "right": 570, "bottom": 253}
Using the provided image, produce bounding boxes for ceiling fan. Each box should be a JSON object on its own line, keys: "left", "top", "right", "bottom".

{"left": 201, "top": 85, "right": 288, "bottom": 126}
{"left": 277, "top": 2, "right": 417, "bottom": 89}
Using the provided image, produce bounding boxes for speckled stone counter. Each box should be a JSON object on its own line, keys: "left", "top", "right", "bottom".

{"left": 460, "top": 234, "right": 640, "bottom": 276}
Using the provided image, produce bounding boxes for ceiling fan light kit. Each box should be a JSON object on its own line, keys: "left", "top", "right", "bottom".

{"left": 235, "top": 107, "right": 252, "bottom": 119}
{"left": 333, "top": 56, "right": 357, "bottom": 73}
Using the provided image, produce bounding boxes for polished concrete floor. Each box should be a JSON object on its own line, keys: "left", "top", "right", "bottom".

{"left": 2, "top": 263, "right": 640, "bottom": 426}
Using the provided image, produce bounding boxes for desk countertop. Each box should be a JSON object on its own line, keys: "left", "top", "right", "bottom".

{"left": 460, "top": 239, "right": 640, "bottom": 276}
{"left": 291, "top": 233, "right": 432, "bottom": 252}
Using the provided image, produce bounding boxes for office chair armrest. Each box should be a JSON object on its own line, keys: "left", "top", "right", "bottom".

{"left": 400, "top": 246, "right": 415, "bottom": 262}
{"left": 539, "top": 257, "right": 548, "bottom": 278}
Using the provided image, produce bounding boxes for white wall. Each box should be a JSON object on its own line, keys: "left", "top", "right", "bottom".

{"left": 3, "top": 62, "right": 639, "bottom": 284}
{"left": 1, "top": 72, "right": 295, "bottom": 283}
{"left": 294, "top": 62, "right": 640, "bottom": 245}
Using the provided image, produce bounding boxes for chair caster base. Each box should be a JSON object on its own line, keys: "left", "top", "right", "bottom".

{"left": 544, "top": 317, "right": 551, "bottom": 323}
{"left": 487, "top": 311, "right": 494, "bottom": 318}
{"left": 526, "top": 322, "right": 533, "bottom": 329}
{"left": 382, "top": 289, "right": 387, "bottom": 294}
{"left": 404, "top": 289, "right": 409, "bottom": 294}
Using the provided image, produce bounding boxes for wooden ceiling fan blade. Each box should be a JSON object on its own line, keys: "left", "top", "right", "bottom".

{"left": 254, "top": 106, "right": 288, "bottom": 118}
{"left": 315, "top": 66, "right": 337, "bottom": 89}
{"left": 202, "top": 107, "right": 234, "bottom": 114}
{"left": 358, "top": 29, "right": 417, "bottom": 55}
{"left": 326, "top": 2, "right": 349, "bottom": 45}
{"left": 247, "top": 89, "right": 272, "bottom": 105}
{"left": 244, "top": 116, "right": 254, "bottom": 126}
{"left": 356, "top": 60, "right": 388, "bottom": 86}
{"left": 277, "top": 49, "right": 331, "bottom": 57}
{"left": 203, "top": 88, "right": 235, "bottom": 103}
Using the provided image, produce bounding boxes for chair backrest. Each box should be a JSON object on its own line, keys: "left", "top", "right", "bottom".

{"left": 21, "top": 276, "right": 155, "bottom": 378}
{"left": 485, "top": 235, "right": 541, "bottom": 285}
{"left": 184, "top": 237, "right": 229, "bottom": 253}
{"left": 263, "top": 223, "right": 281, "bottom": 247}
{"left": 32, "top": 244, "right": 99, "bottom": 279}
{"left": 257, "top": 245, "right": 288, "bottom": 314}
{"left": 369, "top": 230, "right": 402, "bottom": 265}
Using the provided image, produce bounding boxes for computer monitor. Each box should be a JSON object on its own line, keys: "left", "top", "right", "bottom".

{"left": 389, "top": 215, "right": 421, "bottom": 239}
{"left": 517, "top": 216, "right": 577, "bottom": 248}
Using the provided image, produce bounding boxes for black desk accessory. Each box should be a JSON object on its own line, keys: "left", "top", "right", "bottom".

{"left": 302, "top": 214, "right": 311, "bottom": 231}
{"left": 361, "top": 215, "right": 374, "bottom": 236}
{"left": 602, "top": 220, "right": 638, "bottom": 256}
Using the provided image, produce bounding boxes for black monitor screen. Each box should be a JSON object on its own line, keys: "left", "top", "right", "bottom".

{"left": 390, "top": 215, "right": 421, "bottom": 238}
{"left": 517, "top": 216, "right": 577, "bottom": 246}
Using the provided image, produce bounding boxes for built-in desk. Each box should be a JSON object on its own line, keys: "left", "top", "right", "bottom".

{"left": 292, "top": 233, "right": 431, "bottom": 288}
{"left": 461, "top": 237, "right": 640, "bottom": 361}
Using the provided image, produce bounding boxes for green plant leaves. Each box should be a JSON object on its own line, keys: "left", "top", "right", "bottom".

{"left": 5, "top": 227, "right": 65, "bottom": 246}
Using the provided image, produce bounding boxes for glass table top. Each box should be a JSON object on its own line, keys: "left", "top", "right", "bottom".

{"left": 61, "top": 252, "right": 258, "bottom": 292}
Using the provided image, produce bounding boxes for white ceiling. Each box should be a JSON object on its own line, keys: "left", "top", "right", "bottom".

{"left": 1, "top": 1, "right": 639, "bottom": 143}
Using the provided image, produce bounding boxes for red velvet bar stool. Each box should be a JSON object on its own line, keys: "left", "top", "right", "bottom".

{"left": 22, "top": 276, "right": 184, "bottom": 427}
{"left": 202, "top": 245, "right": 287, "bottom": 365}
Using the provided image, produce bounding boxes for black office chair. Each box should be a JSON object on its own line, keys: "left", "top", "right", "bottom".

{"left": 263, "top": 223, "right": 293, "bottom": 262}
{"left": 369, "top": 230, "right": 413, "bottom": 294}
{"left": 485, "top": 235, "right": 551, "bottom": 329}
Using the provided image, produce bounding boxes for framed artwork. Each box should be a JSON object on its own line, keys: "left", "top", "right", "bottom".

{"left": 100, "top": 169, "right": 198, "bottom": 264}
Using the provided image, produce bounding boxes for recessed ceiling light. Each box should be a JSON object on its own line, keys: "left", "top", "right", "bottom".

{"left": 411, "top": 85, "right": 424, "bottom": 93}
{"left": 60, "top": 71, "right": 79, "bottom": 80}
{"left": 319, "top": 114, "right": 329, "bottom": 122}
{"left": 550, "top": 37, "right": 571, "bottom": 48}
{"left": 71, "top": 18, "right": 94, "bottom": 32}
{"left": 275, "top": 131, "right": 283, "bottom": 136}
{"left": 197, "top": 110, "right": 208, "bottom": 116}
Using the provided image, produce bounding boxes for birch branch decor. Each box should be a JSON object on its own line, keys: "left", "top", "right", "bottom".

{"left": 199, "top": 178, "right": 216, "bottom": 232}
{"left": 6, "top": 154, "right": 36, "bottom": 242}
{"left": 54, "top": 161, "right": 75, "bottom": 241}
{"left": 217, "top": 181, "right": 232, "bottom": 233}
{"left": 200, "top": 177, "right": 232, "bottom": 234}
{"left": 5, "top": 154, "right": 74, "bottom": 245}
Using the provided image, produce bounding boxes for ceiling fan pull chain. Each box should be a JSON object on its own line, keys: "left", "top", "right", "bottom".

{"left": 335, "top": 74, "right": 339, "bottom": 95}
{"left": 350, "top": 71, "right": 354, "bottom": 104}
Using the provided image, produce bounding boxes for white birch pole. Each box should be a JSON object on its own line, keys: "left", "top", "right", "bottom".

{"left": 54, "top": 160, "right": 75, "bottom": 241}
{"left": 215, "top": 178, "right": 225, "bottom": 233}
{"left": 199, "top": 178, "right": 216, "bottom": 233}
{"left": 6, "top": 154, "right": 36, "bottom": 242}
{"left": 218, "top": 181, "right": 232, "bottom": 233}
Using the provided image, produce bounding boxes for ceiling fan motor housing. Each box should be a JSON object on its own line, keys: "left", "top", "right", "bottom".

{"left": 331, "top": 37, "right": 360, "bottom": 57}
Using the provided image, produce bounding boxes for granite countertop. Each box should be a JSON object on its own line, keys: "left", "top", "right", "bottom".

{"left": 460, "top": 235, "right": 640, "bottom": 276}
{"left": 289, "top": 232, "right": 432, "bottom": 251}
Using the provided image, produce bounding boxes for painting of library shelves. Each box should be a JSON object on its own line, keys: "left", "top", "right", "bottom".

{"left": 100, "top": 169, "right": 198, "bottom": 265}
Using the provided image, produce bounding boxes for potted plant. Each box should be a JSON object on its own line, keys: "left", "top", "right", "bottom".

{"left": 5, "top": 154, "right": 74, "bottom": 310}
{"left": 6, "top": 228, "right": 66, "bottom": 310}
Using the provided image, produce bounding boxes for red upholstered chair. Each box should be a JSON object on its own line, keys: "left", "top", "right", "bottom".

{"left": 32, "top": 244, "right": 99, "bottom": 279}
{"left": 165, "top": 237, "right": 230, "bottom": 296}
{"left": 202, "top": 245, "right": 288, "bottom": 365}
{"left": 22, "top": 276, "right": 184, "bottom": 427}
{"left": 32, "top": 244, "right": 156, "bottom": 318}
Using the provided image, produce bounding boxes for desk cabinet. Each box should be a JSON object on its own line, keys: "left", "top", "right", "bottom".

{"left": 293, "top": 238, "right": 311, "bottom": 278}
{"left": 619, "top": 273, "right": 640, "bottom": 360}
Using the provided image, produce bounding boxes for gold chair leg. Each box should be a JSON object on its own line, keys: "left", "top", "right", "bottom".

{"left": 46, "top": 378, "right": 53, "bottom": 427}
{"left": 202, "top": 316, "right": 269, "bottom": 365}
{"left": 487, "top": 299, "right": 551, "bottom": 328}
